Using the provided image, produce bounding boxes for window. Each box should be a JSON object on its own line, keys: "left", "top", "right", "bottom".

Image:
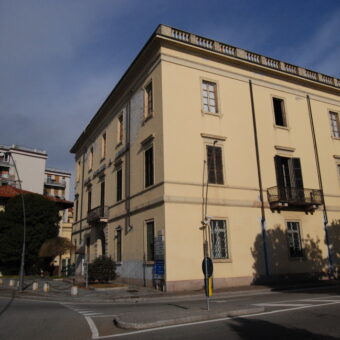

{"left": 202, "top": 80, "right": 218, "bottom": 113}
{"left": 273, "top": 98, "right": 287, "bottom": 127}
{"left": 88, "top": 147, "right": 93, "bottom": 171}
{"left": 287, "top": 221, "right": 303, "bottom": 257}
{"left": 210, "top": 220, "right": 228, "bottom": 259}
{"left": 101, "top": 133, "right": 106, "bottom": 159}
{"left": 116, "top": 229, "right": 122, "bottom": 262}
{"left": 337, "top": 164, "right": 340, "bottom": 182}
{"left": 146, "top": 220, "right": 155, "bottom": 261}
{"left": 118, "top": 115, "right": 123, "bottom": 143}
{"left": 76, "top": 161, "right": 80, "bottom": 182}
{"left": 75, "top": 199, "right": 78, "bottom": 221}
{"left": 145, "top": 82, "right": 153, "bottom": 117}
{"left": 274, "top": 156, "right": 304, "bottom": 201}
{"left": 100, "top": 181, "right": 105, "bottom": 210}
{"left": 87, "top": 190, "right": 92, "bottom": 213}
{"left": 329, "top": 111, "right": 340, "bottom": 138}
{"left": 145, "top": 145, "right": 154, "bottom": 187}
{"left": 207, "top": 145, "right": 224, "bottom": 184}
{"left": 116, "top": 168, "right": 122, "bottom": 201}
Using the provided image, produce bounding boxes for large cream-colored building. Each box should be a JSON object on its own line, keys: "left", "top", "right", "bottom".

{"left": 71, "top": 25, "right": 340, "bottom": 291}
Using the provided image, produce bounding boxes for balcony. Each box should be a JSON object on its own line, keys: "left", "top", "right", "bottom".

{"left": 0, "top": 174, "right": 17, "bottom": 186}
{"left": 44, "top": 178, "right": 66, "bottom": 188}
{"left": 87, "top": 205, "right": 109, "bottom": 223}
{"left": 267, "top": 186, "right": 323, "bottom": 212}
{"left": 0, "top": 159, "right": 10, "bottom": 167}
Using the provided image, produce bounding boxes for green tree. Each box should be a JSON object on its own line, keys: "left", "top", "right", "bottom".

{"left": 0, "top": 194, "right": 60, "bottom": 275}
{"left": 88, "top": 256, "right": 117, "bottom": 282}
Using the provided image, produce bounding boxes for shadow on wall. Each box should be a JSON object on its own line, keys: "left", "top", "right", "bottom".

{"left": 328, "top": 220, "right": 340, "bottom": 269}
{"left": 251, "top": 224, "right": 327, "bottom": 285}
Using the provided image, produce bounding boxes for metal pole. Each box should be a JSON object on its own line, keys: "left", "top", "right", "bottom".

{"left": 7, "top": 153, "right": 26, "bottom": 292}
{"left": 85, "top": 255, "right": 88, "bottom": 289}
{"left": 204, "top": 242, "right": 210, "bottom": 311}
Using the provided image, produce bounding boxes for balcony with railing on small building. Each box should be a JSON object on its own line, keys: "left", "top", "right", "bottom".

{"left": 87, "top": 205, "right": 109, "bottom": 223}
{"left": 0, "top": 171, "right": 17, "bottom": 186}
{"left": 44, "top": 178, "right": 66, "bottom": 188}
{"left": 0, "top": 157, "right": 11, "bottom": 168}
{"left": 267, "top": 186, "right": 323, "bottom": 212}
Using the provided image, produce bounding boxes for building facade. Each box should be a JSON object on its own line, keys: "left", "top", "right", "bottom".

{"left": 0, "top": 144, "right": 73, "bottom": 273}
{"left": 71, "top": 25, "right": 340, "bottom": 291}
{"left": 0, "top": 144, "right": 47, "bottom": 193}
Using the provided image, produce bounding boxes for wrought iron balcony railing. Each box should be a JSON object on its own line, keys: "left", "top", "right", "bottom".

{"left": 267, "top": 186, "right": 323, "bottom": 212}
{"left": 44, "top": 178, "right": 66, "bottom": 188}
{"left": 87, "top": 205, "right": 109, "bottom": 223}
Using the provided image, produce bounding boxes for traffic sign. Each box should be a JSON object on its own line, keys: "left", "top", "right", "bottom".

{"left": 202, "top": 257, "right": 213, "bottom": 278}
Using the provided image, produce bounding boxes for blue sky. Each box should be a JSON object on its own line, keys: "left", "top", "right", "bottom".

{"left": 1, "top": 0, "right": 340, "bottom": 190}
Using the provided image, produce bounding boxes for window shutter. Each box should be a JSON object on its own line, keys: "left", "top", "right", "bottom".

{"left": 291, "top": 158, "right": 304, "bottom": 189}
{"left": 207, "top": 146, "right": 215, "bottom": 183}
{"left": 274, "top": 156, "right": 285, "bottom": 188}
{"left": 214, "top": 147, "right": 224, "bottom": 184}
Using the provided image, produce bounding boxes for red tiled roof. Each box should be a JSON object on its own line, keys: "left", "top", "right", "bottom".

{"left": 0, "top": 185, "right": 73, "bottom": 209}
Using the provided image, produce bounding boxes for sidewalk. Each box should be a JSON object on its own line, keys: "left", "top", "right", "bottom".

{"left": 1, "top": 277, "right": 339, "bottom": 304}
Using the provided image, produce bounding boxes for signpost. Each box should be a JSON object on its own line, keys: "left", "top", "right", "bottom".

{"left": 202, "top": 256, "right": 213, "bottom": 311}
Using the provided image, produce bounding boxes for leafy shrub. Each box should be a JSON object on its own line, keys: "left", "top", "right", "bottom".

{"left": 88, "top": 256, "right": 117, "bottom": 282}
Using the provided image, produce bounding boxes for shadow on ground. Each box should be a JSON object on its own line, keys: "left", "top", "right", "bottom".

{"left": 228, "top": 317, "right": 338, "bottom": 340}
{"left": 0, "top": 289, "right": 15, "bottom": 318}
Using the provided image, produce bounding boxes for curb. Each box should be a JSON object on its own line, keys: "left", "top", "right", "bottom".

{"left": 113, "top": 307, "right": 265, "bottom": 330}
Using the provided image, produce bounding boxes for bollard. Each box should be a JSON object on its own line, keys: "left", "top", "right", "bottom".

{"left": 9, "top": 279, "right": 15, "bottom": 287}
{"left": 71, "top": 286, "right": 78, "bottom": 296}
{"left": 32, "top": 281, "right": 39, "bottom": 291}
{"left": 43, "top": 282, "right": 50, "bottom": 293}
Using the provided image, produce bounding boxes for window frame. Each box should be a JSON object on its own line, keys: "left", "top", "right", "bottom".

{"left": 118, "top": 114, "right": 124, "bottom": 144}
{"left": 210, "top": 219, "right": 230, "bottom": 260}
{"left": 286, "top": 220, "right": 303, "bottom": 258}
{"left": 116, "top": 167, "right": 123, "bottom": 202}
{"left": 336, "top": 162, "right": 340, "bottom": 186}
{"left": 76, "top": 160, "right": 81, "bottom": 182}
{"left": 145, "top": 219, "right": 155, "bottom": 262}
{"left": 272, "top": 96, "right": 288, "bottom": 128}
{"left": 329, "top": 111, "right": 340, "bottom": 138}
{"left": 101, "top": 133, "right": 106, "bottom": 160}
{"left": 144, "top": 144, "right": 154, "bottom": 188}
{"left": 201, "top": 79, "right": 219, "bottom": 115}
{"left": 206, "top": 143, "right": 225, "bottom": 185}
{"left": 145, "top": 81, "right": 153, "bottom": 119}
{"left": 88, "top": 147, "right": 93, "bottom": 172}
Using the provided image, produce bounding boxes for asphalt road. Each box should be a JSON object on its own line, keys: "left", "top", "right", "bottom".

{"left": 1, "top": 286, "right": 340, "bottom": 339}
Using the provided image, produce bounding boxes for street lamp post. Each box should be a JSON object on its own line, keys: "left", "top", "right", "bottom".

{"left": 2, "top": 151, "right": 26, "bottom": 292}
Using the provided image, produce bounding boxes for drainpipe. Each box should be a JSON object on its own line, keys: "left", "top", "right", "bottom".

{"left": 79, "top": 151, "right": 85, "bottom": 240}
{"left": 306, "top": 95, "right": 333, "bottom": 273}
{"left": 77, "top": 151, "right": 86, "bottom": 272}
{"left": 125, "top": 98, "right": 131, "bottom": 234}
{"left": 249, "top": 80, "right": 269, "bottom": 277}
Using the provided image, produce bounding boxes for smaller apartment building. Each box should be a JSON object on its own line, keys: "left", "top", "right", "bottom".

{"left": 0, "top": 144, "right": 73, "bottom": 273}
{"left": 71, "top": 25, "right": 340, "bottom": 291}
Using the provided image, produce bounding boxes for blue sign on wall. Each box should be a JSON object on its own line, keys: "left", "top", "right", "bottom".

{"left": 153, "top": 260, "right": 165, "bottom": 276}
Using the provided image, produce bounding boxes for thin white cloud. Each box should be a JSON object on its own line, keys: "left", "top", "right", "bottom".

{"left": 272, "top": 8, "right": 340, "bottom": 77}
